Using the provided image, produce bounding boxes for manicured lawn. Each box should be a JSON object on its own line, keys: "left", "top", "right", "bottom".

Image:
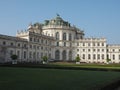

{"left": 50, "top": 62, "right": 120, "bottom": 69}
{"left": 0, "top": 67, "right": 120, "bottom": 90}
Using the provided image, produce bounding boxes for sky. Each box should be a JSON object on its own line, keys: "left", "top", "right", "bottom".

{"left": 0, "top": 0, "right": 120, "bottom": 44}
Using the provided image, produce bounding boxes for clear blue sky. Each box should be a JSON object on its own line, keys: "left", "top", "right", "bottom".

{"left": 0, "top": 0, "right": 120, "bottom": 44}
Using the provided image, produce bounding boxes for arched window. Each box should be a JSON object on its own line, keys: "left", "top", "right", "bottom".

{"left": 63, "top": 33, "right": 66, "bottom": 40}
{"left": 55, "top": 50, "right": 60, "bottom": 60}
{"left": 113, "top": 54, "right": 115, "bottom": 60}
{"left": 69, "top": 33, "right": 72, "bottom": 41}
{"left": 62, "top": 50, "right": 66, "bottom": 60}
{"left": 69, "top": 50, "right": 72, "bottom": 60}
{"left": 88, "top": 54, "right": 91, "bottom": 59}
{"left": 83, "top": 54, "right": 85, "bottom": 59}
{"left": 55, "top": 32, "right": 59, "bottom": 40}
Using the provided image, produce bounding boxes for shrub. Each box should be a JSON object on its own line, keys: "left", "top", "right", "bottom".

{"left": 75, "top": 56, "right": 80, "bottom": 62}
{"left": 11, "top": 55, "right": 18, "bottom": 60}
{"left": 42, "top": 56, "right": 48, "bottom": 62}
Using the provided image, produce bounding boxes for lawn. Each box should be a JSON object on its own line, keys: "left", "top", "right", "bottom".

{"left": 0, "top": 67, "right": 120, "bottom": 90}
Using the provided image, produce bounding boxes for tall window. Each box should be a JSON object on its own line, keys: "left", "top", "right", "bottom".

{"left": 97, "top": 54, "right": 100, "bottom": 60}
{"left": 62, "top": 50, "right": 66, "bottom": 60}
{"left": 17, "top": 51, "right": 20, "bottom": 59}
{"left": 24, "top": 51, "right": 26, "bottom": 59}
{"left": 83, "top": 54, "right": 85, "bottom": 59}
{"left": 55, "top": 50, "right": 60, "bottom": 60}
{"left": 10, "top": 50, "right": 13, "bottom": 55}
{"left": 56, "top": 32, "right": 59, "bottom": 40}
{"left": 69, "top": 33, "right": 72, "bottom": 41}
{"left": 56, "top": 42, "right": 59, "bottom": 46}
{"left": 102, "top": 54, "right": 104, "bottom": 59}
{"left": 3, "top": 41, "right": 6, "bottom": 45}
{"left": 63, "top": 33, "right": 66, "bottom": 40}
{"left": 113, "top": 54, "right": 115, "bottom": 60}
{"left": 69, "top": 51, "right": 72, "bottom": 60}
{"left": 29, "top": 52, "right": 32, "bottom": 58}
{"left": 64, "top": 42, "right": 66, "bottom": 46}
{"left": 93, "top": 54, "right": 96, "bottom": 59}
{"left": 88, "top": 54, "right": 91, "bottom": 59}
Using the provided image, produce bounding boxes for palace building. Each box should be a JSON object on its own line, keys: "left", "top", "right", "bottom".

{"left": 0, "top": 15, "right": 120, "bottom": 63}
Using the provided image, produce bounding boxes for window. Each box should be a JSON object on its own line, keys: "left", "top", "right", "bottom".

{"left": 41, "top": 46, "right": 43, "bottom": 50}
{"left": 97, "top": 54, "right": 100, "bottom": 60}
{"left": 88, "top": 49, "right": 90, "bottom": 52}
{"left": 24, "top": 51, "right": 26, "bottom": 59}
{"left": 30, "top": 38, "right": 32, "bottom": 41}
{"left": 77, "top": 42, "right": 79, "bottom": 46}
{"left": 34, "top": 38, "right": 36, "bottom": 42}
{"left": 83, "top": 43, "right": 85, "bottom": 46}
{"left": 102, "top": 43, "right": 104, "bottom": 46}
{"left": 93, "top": 49, "right": 96, "bottom": 52}
{"left": 18, "top": 43, "right": 20, "bottom": 47}
{"left": 56, "top": 32, "right": 59, "bottom": 40}
{"left": 83, "top": 49, "right": 85, "bottom": 52}
{"left": 97, "top": 49, "right": 100, "bottom": 52}
{"left": 70, "top": 43, "right": 72, "bottom": 47}
{"left": 41, "top": 53, "right": 43, "bottom": 58}
{"left": 102, "top": 54, "right": 104, "bottom": 59}
{"left": 11, "top": 42, "right": 13, "bottom": 46}
{"left": 77, "top": 49, "right": 79, "bottom": 52}
{"left": 37, "top": 52, "right": 39, "bottom": 58}
{"left": 30, "top": 45, "right": 32, "bottom": 49}
{"left": 107, "top": 54, "right": 109, "bottom": 59}
{"left": 37, "top": 46, "right": 39, "bottom": 49}
{"left": 46, "top": 40, "right": 47, "bottom": 44}
{"left": 29, "top": 52, "right": 32, "bottom": 58}
{"left": 10, "top": 50, "right": 13, "bottom": 55}
{"left": 93, "top": 43, "right": 95, "bottom": 46}
{"left": 34, "top": 45, "right": 36, "bottom": 49}
{"left": 93, "top": 54, "right": 96, "bottom": 59}
{"left": 113, "top": 49, "right": 115, "bottom": 52}
{"left": 107, "top": 49, "right": 109, "bottom": 52}
{"left": 56, "top": 42, "right": 59, "bottom": 46}
{"left": 88, "top": 43, "right": 90, "bottom": 46}
{"left": 64, "top": 42, "right": 66, "bottom": 46}
{"left": 63, "top": 33, "right": 66, "bottom": 40}
{"left": 113, "top": 54, "right": 115, "bottom": 60}
{"left": 55, "top": 50, "right": 60, "bottom": 60}
{"left": 69, "top": 33, "right": 72, "bottom": 41}
{"left": 41, "top": 39, "right": 43, "bottom": 44}
{"left": 102, "top": 49, "right": 104, "bottom": 52}
{"left": 88, "top": 54, "right": 91, "bottom": 59}
{"left": 119, "top": 55, "right": 120, "bottom": 60}
{"left": 83, "top": 54, "right": 85, "bottom": 59}
{"left": 24, "top": 44, "right": 27, "bottom": 48}
{"left": 17, "top": 51, "right": 20, "bottom": 58}
{"left": 97, "top": 43, "right": 100, "bottom": 46}
{"left": 3, "top": 41, "right": 6, "bottom": 45}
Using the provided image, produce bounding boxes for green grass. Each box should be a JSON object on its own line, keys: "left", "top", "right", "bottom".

{"left": 49, "top": 62, "right": 120, "bottom": 69}
{"left": 0, "top": 67, "right": 120, "bottom": 90}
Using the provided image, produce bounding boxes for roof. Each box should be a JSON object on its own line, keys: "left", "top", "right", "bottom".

{"left": 44, "top": 15, "right": 71, "bottom": 27}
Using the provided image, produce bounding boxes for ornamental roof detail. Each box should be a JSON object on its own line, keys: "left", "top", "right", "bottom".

{"left": 44, "top": 14, "right": 71, "bottom": 27}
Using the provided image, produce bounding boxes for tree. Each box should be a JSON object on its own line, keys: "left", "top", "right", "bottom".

{"left": 75, "top": 56, "right": 80, "bottom": 62}
{"left": 106, "top": 58, "right": 111, "bottom": 64}
{"left": 11, "top": 54, "right": 18, "bottom": 64}
{"left": 42, "top": 56, "right": 48, "bottom": 64}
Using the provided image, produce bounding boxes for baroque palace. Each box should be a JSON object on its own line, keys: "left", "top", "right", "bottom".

{"left": 0, "top": 15, "right": 120, "bottom": 63}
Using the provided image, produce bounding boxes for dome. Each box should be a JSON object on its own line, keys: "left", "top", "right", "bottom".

{"left": 44, "top": 14, "right": 71, "bottom": 27}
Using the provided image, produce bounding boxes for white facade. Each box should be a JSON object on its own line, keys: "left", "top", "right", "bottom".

{"left": 0, "top": 15, "right": 120, "bottom": 63}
